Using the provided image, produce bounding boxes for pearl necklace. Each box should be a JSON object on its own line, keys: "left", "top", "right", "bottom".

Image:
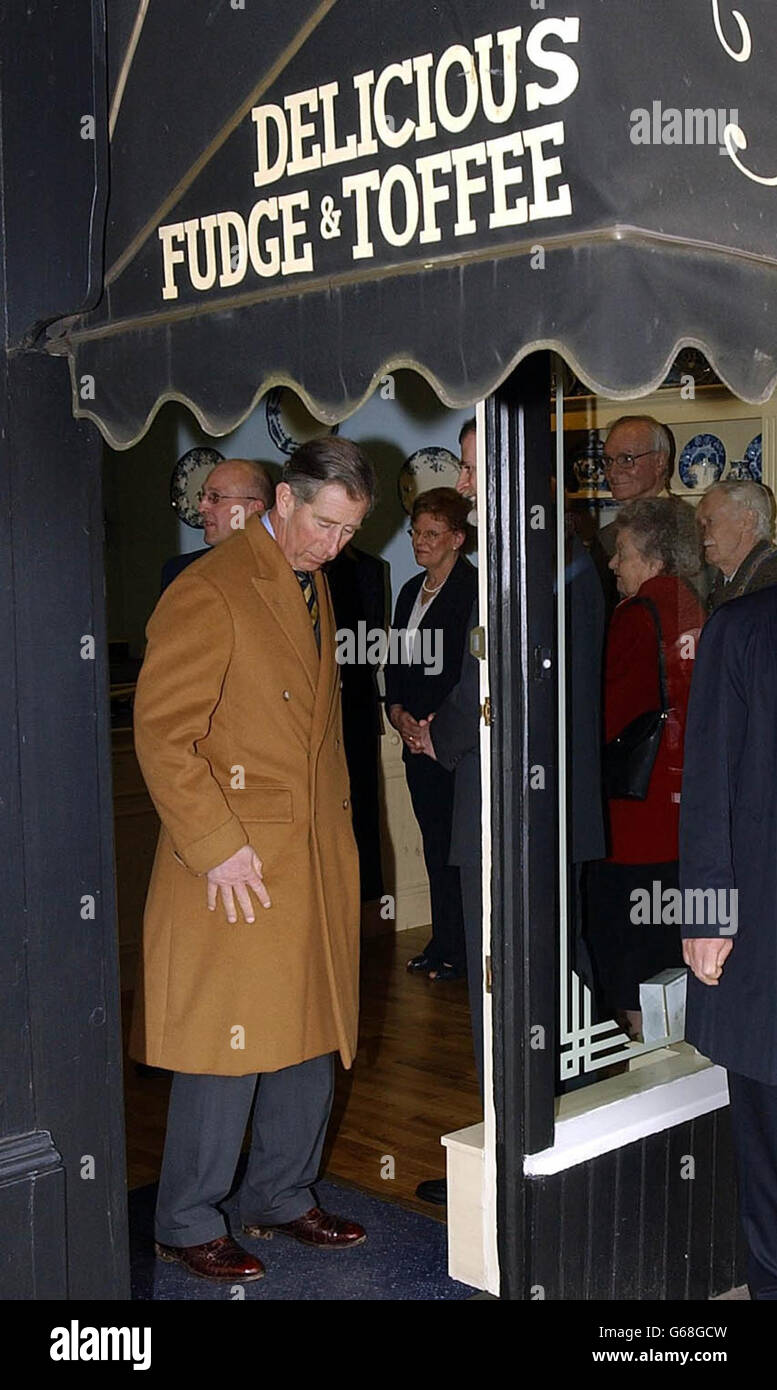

{"left": 422, "top": 574, "right": 447, "bottom": 595}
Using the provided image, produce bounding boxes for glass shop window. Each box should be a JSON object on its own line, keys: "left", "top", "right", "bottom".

{"left": 555, "top": 361, "right": 763, "bottom": 1092}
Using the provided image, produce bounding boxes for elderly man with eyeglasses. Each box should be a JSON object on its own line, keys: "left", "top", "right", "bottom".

{"left": 600, "top": 415, "right": 674, "bottom": 537}
{"left": 591, "top": 415, "right": 709, "bottom": 608}
{"left": 161, "top": 459, "right": 275, "bottom": 590}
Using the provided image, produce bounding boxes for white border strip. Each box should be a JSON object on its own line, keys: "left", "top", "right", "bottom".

{"left": 476, "top": 398, "right": 500, "bottom": 1296}
{"left": 524, "top": 1065, "right": 730, "bottom": 1176}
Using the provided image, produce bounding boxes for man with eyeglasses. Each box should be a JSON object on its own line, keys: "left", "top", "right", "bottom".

{"left": 603, "top": 416, "right": 715, "bottom": 614}
{"left": 590, "top": 415, "right": 710, "bottom": 609}
{"left": 599, "top": 415, "right": 674, "bottom": 544}
{"left": 161, "top": 458, "right": 274, "bottom": 589}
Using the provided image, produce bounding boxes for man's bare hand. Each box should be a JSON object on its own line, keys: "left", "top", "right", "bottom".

{"left": 682, "top": 936, "right": 734, "bottom": 986}
{"left": 206, "top": 845, "right": 271, "bottom": 923}
{"left": 415, "top": 714, "right": 437, "bottom": 759}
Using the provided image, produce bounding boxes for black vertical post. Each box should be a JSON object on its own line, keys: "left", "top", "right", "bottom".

{"left": 0, "top": 0, "right": 128, "bottom": 1298}
{"left": 0, "top": 353, "right": 130, "bottom": 1300}
{"left": 488, "top": 352, "right": 557, "bottom": 1300}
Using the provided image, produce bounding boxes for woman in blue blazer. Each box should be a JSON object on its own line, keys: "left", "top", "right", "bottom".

{"left": 385, "top": 488, "right": 477, "bottom": 980}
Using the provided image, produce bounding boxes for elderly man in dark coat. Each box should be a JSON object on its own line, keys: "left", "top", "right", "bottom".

{"left": 680, "top": 585, "right": 777, "bottom": 1301}
{"left": 697, "top": 478, "right": 777, "bottom": 611}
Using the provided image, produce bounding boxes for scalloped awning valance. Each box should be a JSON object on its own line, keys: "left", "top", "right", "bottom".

{"left": 50, "top": 0, "right": 777, "bottom": 448}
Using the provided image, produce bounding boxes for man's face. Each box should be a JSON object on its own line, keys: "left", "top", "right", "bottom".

{"left": 603, "top": 424, "right": 667, "bottom": 502}
{"left": 272, "top": 481, "right": 368, "bottom": 571}
{"left": 198, "top": 463, "right": 266, "bottom": 546}
{"left": 697, "top": 490, "right": 756, "bottom": 577}
{"left": 456, "top": 429, "right": 477, "bottom": 502}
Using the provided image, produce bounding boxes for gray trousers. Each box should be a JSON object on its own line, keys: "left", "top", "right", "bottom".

{"left": 155, "top": 1052, "right": 335, "bottom": 1247}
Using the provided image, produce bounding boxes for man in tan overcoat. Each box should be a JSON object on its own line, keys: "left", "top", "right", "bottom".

{"left": 130, "top": 437, "right": 376, "bottom": 1282}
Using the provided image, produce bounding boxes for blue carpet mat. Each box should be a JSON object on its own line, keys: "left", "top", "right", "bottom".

{"left": 129, "top": 1179, "right": 476, "bottom": 1301}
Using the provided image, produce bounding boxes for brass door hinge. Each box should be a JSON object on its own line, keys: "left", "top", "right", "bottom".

{"left": 481, "top": 695, "right": 492, "bottom": 726}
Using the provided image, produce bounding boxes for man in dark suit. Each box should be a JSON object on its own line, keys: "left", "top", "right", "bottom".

{"left": 326, "top": 543, "right": 389, "bottom": 902}
{"left": 161, "top": 458, "right": 274, "bottom": 590}
{"left": 421, "top": 596, "right": 482, "bottom": 1075}
{"left": 697, "top": 478, "right": 777, "bottom": 611}
{"left": 680, "top": 585, "right": 777, "bottom": 1300}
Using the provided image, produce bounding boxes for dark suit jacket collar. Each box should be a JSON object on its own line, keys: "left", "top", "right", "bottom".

{"left": 401, "top": 555, "right": 475, "bottom": 623}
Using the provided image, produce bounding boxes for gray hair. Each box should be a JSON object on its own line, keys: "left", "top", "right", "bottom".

{"left": 613, "top": 497, "right": 702, "bottom": 578}
{"left": 704, "top": 479, "right": 773, "bottom": 539}
{"left": 282, "top": 436, "right": 377, "bottom": 513}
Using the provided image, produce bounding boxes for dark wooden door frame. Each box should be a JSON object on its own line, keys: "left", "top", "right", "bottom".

{"left": 487, "top": 353, "right": 557, "bottom": 1300}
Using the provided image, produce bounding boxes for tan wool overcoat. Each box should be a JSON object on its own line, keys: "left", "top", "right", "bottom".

{"left": 129, "top": 514, "right": 360, "bottom": 1075}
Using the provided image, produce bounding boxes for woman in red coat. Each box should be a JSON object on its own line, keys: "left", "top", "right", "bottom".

{"left": 586, "top": 498, "right": 706, "bottom": 1038}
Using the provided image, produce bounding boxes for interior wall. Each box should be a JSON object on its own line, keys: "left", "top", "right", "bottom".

{"left": 174, "top": 371, "right": 475, "bottom": 605}
{"left": 104, "top": 373, "right": 474, "bottom": 656}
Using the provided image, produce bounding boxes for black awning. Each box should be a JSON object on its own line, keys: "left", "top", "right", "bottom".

{"left": 52, "top": 0, "right": 777, "bottom": 446}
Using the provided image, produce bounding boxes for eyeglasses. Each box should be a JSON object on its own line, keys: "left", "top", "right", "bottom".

{"left": 601, "top": 450, "right": 656, "bottom": 474}
{"left": 197, "top": 489, "right": 262, "bottom": 505}
{"left": 408, "top": 526, "right": 452, "bottom": 543}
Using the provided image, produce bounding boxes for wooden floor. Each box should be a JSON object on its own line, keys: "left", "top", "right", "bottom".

{"left": 123, "top": 924, "right": 481, "bottom": 1220}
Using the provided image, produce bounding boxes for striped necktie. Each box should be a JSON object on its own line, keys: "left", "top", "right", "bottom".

{"left": 294, "top": 569, "right": 320, "bottom": 652}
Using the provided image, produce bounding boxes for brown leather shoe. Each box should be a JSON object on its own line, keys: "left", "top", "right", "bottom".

{"left": 243, "top": 1206, "right": 366, "bottom": 1249}
{"left": 154, "top": 1234, "right": 265, "bottom": 1281}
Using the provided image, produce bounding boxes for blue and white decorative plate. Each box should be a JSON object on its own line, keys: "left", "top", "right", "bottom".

{"left": 398, "top": 447, "right": 461, "bottom": 514}
{"left": 571, "top": 432, "right": 606, "bottom": 492}
{"left": 265, "top": 387, "right": 339, "bottom": 456}
{"left": 678, "top": 433, "right": 726, "bottom": 490}
{"left": 744, "top": 433, "right": 763, "bottom": 481}
{"left": 171, "top": 447, "right": 224, "bottom": 527}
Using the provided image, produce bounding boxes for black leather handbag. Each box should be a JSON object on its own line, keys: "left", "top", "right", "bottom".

{"left": 603, "top": 597, "right": 669, "bottom": 801}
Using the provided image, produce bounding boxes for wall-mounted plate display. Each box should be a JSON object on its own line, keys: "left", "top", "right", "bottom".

{"left": 265, "top": 387, "right": 339, "bottom": 456}
{"left": 678, "top": 433, "right": 726, "bottom": 490}
{"left": 398, "top": 447, "right": 461, "bottom": 515}
{"left": 171, "top": 447, "right": 224, "bottom": 527}
{"left": 745, "top": 433, "right": 763, "bottom": 481}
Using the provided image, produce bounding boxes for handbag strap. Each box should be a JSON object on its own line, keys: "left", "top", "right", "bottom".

{"left": 625, "top": 596, "right": 669, "bottom": 713}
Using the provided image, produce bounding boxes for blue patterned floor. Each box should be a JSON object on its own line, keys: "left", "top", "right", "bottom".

{"left": 129, "top": 1178, "right": 476, "bottom": 1301}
